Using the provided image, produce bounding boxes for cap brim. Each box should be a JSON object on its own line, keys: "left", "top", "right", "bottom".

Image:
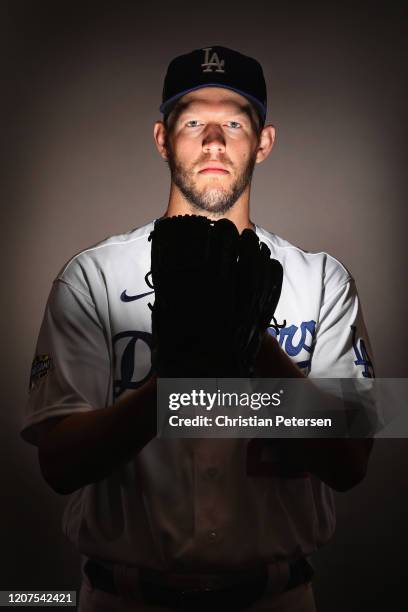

{"left": 159, "top": 83, "right": 266, "bottom": 123}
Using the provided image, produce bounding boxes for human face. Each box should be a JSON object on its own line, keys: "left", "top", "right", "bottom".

{"left": 164, "top": 88, "right": 261, "bottom": 215}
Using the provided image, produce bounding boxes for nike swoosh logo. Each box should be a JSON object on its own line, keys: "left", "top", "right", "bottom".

{"left": 120, "top": 289, "right": 154, "bottom": 302}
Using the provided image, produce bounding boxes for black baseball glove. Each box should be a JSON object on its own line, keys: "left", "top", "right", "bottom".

{"left": 148, "top": 214, "right": 283, "bottom": 378}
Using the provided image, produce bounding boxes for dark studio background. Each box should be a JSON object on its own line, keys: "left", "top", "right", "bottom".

{"left": 2, "top": 1, "right": 407, "bottom": 610}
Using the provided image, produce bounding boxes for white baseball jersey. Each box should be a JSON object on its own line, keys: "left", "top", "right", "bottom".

{"left": 21, "top": 219, "right": 375, "bottom": 570}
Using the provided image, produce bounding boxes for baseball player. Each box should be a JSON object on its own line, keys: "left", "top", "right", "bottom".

{"left": 21, "top": 46, "right": 375, "bottom": 611}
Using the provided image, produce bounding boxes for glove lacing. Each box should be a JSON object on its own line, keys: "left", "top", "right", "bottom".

{"left": 145, "top": 271, "right": 154, "bottom": 311}
{"left": 268, "top": 315, "right": 286, "bottom": 336}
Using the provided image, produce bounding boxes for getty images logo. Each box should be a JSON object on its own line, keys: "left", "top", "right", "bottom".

{"left": 201, "top": 47, "right": 225, "bottom": 73}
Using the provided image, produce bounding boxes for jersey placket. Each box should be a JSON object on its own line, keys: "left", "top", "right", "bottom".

{"left": 193, "top": 439, "right": 237, "bottom": 558}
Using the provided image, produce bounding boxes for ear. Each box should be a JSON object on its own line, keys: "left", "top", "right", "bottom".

{"left": 153, "top": 121, "right": 168, "bottom": 161}
{"left": 255, "top": 124, "right": 276, "bottom": 164}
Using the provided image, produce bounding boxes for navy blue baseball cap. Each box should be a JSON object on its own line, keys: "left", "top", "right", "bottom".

{"left": 160, "top": 45, "right": 267, "bottom": 125}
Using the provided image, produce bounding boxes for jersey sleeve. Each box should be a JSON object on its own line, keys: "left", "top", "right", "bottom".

{"left": 310, "top": 276, "right": 375, "bottom": 379}
{"left": 20, "top": 278, "right": 111, "bottom": 446}
{"left": 309, "top": 276, "right": 380, "bottom": 435}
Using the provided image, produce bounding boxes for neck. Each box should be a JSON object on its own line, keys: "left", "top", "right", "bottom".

{"left": 163, "top": 183, "right": 255, "bottom": 234}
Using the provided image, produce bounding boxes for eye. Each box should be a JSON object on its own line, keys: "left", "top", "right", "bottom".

{"left": 226, "top": 121, "right": 242, "bottom": 129}
{"left": 185, "top": 120, "right": 202, "bottom": 127}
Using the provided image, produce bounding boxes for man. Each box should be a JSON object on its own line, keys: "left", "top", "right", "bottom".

{"left": 21, "top": 46, "right": 375, "bottom": 611}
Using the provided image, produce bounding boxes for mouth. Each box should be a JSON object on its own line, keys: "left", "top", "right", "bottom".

{"left": 198, "top": 168, "right": 229, "bottom": 175}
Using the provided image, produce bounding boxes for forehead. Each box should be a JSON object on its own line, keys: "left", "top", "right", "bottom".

{"left": 176, "top": 87, "right": 252, "bottom": 114}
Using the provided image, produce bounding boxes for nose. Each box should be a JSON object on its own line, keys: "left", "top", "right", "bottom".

{"left": 202, "top": 123, "right": 226, "bottom": 155}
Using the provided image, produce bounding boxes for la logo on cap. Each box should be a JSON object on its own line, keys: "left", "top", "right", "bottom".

{"left": 201, "top": 47, "right": 225, "bottom": 73}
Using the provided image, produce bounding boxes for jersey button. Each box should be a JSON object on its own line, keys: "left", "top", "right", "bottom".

{"left": 207, "top": 530, "right": 219, "bottom": 543}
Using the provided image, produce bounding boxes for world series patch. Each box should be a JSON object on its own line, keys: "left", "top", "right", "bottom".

{"left": 29, "top": 354, "right": 53, "bottom": 391}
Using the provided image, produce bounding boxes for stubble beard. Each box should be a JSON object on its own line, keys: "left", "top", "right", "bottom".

{"left": 165, "top": 138, "right": 257, "bottom": 216}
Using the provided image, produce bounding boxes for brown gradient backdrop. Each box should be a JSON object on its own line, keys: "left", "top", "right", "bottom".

{"left": 2, "top": 1, "right": 407, "bottom": 610}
